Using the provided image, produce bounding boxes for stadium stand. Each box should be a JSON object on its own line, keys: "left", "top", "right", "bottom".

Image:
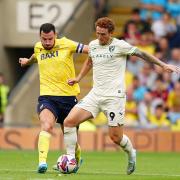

{"left": 2, "top": 0, "right": 180, "bottom": 131}
{"left": 3, "top": 0, "right": 94, "bottom": 126}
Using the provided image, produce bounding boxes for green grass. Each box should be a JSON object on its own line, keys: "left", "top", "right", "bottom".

{"left": 0, "top": 150, "right": 180, "bottom": 180}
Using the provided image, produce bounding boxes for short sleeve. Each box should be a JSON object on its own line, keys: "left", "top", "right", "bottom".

{"left": 118, "top": 40, "right": 137, "bottom": 56}
{"left": 64, "top": 37, "right": 84, "bottom": 53}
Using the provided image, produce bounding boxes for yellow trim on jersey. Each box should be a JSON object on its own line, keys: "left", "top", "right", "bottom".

{"left": 34, "top": 37, "right": 82, "bottom": 96}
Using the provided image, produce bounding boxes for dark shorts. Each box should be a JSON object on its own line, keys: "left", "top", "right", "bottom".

{"left": 37, "top": 95, "right": 78, "bottom": 124}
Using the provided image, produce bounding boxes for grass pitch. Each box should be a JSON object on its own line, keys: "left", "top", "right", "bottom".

{"left": 0, "top": 150, "right": 180, "bottom": 180}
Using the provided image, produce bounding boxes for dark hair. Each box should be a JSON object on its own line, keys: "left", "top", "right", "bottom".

{"left": 39, "top": 23, "right": 56, "bottom": 34}
{"left": 95, "top": 17, "right": 115, "bottom": 33}
{"left": 133, "top": 75, "right": 139, "bottom": 81}
{"left": 155, "top": 104, "right": 163, "bottom": 109}
{"left": 156, "top": 74, "right": 163, "bottom": 81}
{"left": 132, "top": 8, "right": 140, "bottom": 14}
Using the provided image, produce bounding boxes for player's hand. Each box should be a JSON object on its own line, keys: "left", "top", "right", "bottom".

{"left": 19, "top": 58, "right": 29, "bottom": 67}
{"left": 163, "top": 64, "right": 180, "bottom": 73}
{"left": 68, "top": 78, "right": 79, "bottom": 86}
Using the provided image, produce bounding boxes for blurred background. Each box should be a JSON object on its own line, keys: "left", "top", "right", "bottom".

{"left": 0, "top": 0, "right": 180, "bottom": 151}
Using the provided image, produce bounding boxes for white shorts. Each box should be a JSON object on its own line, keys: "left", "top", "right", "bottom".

{"left": 76, "top": 90, "right": 126, "bottom": 126}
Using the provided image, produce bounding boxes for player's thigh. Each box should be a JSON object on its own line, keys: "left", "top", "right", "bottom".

{"left": 102, "top": 97, "right": 126, "bottom": 126}
{"left": 39, "top": 108, "right": 56, "bottom": 128}
{"left": 55, "top": 96, "right": 78, "bottom": 124}
{"left": 64, "top": 106, "right": 93, "bottom": 127}
{"left": 75, "top": 90, "right": 100, "bottom": 118}
{"left": 37, "top": 96, "right": 57, "bottom": 126}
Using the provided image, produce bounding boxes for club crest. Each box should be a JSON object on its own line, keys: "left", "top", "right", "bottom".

{"left": 109, "top": 46, "right": 115, "bottom": 52}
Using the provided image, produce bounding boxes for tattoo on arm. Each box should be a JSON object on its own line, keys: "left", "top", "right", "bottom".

{"left": 133, "top": 49, "right": 165, "bottom": 67}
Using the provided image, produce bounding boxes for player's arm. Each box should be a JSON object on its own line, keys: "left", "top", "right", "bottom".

{"left": 75, "top": 43, "right": 89, "bottom": 54}
{"left": 19, "top": 54, "right": 37, "bottom": 67}
{"left": 68, "top": 57, "right": 92, "bottom": 86}
{"left": 82, "top": 45, "right": 89, "bottom": 54}
{"left": 133, "top": 48, "right": 180, "bottom": 73}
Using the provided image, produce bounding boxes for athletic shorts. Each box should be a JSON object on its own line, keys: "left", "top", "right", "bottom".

{"left": 76, "top": 90, "right": 126, "bottom": 126}
{"left": 37, "top": 95, "right": 77, "bottom": 124}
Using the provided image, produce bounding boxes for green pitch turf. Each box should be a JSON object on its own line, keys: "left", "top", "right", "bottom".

{"left": 0, "top": 150, "right": 180, "bottom": 180}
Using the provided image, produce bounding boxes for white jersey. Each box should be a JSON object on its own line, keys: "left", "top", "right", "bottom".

{"left": 89, "top": 38, "right": 137, "bottom": 97}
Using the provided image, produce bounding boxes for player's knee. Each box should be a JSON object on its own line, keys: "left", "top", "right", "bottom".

{"left": 41, "top": 122, "right": 53, "bottom": 133}
{"left": 110, "top": 133, "right": 122, "bottom": 145}
{"left": 64, "top": 117, "right": 76, "bottom": 127}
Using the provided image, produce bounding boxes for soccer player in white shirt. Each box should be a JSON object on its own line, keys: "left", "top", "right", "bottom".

{"left": 63, "top": 17, "right": 180, "bottom": 175}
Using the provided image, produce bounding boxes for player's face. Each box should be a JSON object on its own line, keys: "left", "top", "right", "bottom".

{"left": 40, "top": 31, "right": 56, "bottom": 50}
{"left": 96, "top": 26, "right": 112, "bottom": 45}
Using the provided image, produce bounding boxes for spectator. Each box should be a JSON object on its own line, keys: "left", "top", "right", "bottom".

{"left": 127, "top": 56, "right": 144, "bottom": 76}
{"left": 138, "top": 63, "right": 157, "bottom": 90}
{"left": 125, "top": 87, "right": 138, "bottom": 127}
{"left": 137, "top": 91, "right": 155, "bottom": 128}
{"left": 0, "top": 73, "right": 10, "bottom": 125}
{"left": 167, "top": 80, "right": 180, "bottom": 124}
{"left": 168, "top": 48, "right": 180, "bottom": 83}
{"left": 154, "top": 49, "right": 167, "bottom": 67}
{"left": 162, "top": 71, "right": 174, "bottom": 92}
{"left": 131, "top": 76, "right": 148, "bottom": 102}
{"left": 151, "top": 75, "right": 169, "bottom": 102}
{"left": 137, "top": 31, "right": 156, "bottom": 55}
{"left": 125, "top": 70, "right": 134, "bottom": 89}
{"left": 149, "top": 104, "right": 170, "bottom": 128}
{"left": 154, "top": 50, "right": 168, "bottom": 76}
{"left": 93, "top": 0, "right": 108, "bottom": 21}
{"left": 156, "top": 37, "right": 171, "bottom": 61}
{"left": 169, "top": 48, "right": 180, "bottom": 66}
{"left": 123, "top": 20, "right": 141, "bottom": 45}
{"left": 171, "top": 119, "right": 180, "bottom": 131}
{"left": 151, "top": 12, "right": 177, "bottom": 40}
{"left": 124, "top": 8, "right": 151, "bottom": 33}
{"left": 139, "top": 0, "right": 167, "bottom": 21}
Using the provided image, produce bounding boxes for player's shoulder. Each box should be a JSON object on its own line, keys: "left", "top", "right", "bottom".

{"left": 89, "top": 39, "right": 99, "bottom": 47}
{"left": 112, "top": 38, "right": 126, "bottom": 45}
{"left": 34, "top": 42, "right": 44, "bottom": 53}
{"left": 34, "top": 41, "right": 43, "bottom": 49}
{"left": 89, "top": 39, "right": 99, "bottom": 48}
{"left": 58, "top": 36, "right": 74, "bottom": 43}
{"left": 55, "top": 37, "right": 66, "bottom": 44}
{"left": 58, "top": 36, "right": 68, "bottom": 42}
{"left": 112, "top": 38, "right": 133, "bottom": 48}
{"left": 57, "top": 37, "right": 77, "bottom": 47}
{"left": 89, "top": 38, "right": 127, "bottom": 46}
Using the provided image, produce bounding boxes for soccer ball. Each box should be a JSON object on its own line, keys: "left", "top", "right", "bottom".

{"left": 57, "top": 154, "right": 77, "bottom": 174}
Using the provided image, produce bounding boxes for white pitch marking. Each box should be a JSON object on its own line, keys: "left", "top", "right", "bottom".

{"left": 1, "top": 169, "right": 180, "bottom": 177}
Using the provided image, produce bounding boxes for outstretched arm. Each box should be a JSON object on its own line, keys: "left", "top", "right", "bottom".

{"left": 68, "top": 57, "right": 93, "bottom": 86}
{"left": 19, "top": 54, "right": 37, "bottom": 67}
{"left": 133, "top": 48, "right": 180, "bottom": 73}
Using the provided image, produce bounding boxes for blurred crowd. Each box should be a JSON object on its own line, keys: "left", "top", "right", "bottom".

{"left": 123, "top": 0, "right": 180, "bottom": 130}
{"left": 1, "top": 0, "right": 180, "bottom": 131}
{"left": 86, "top": 0, "right": 180, "bottom": 131}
